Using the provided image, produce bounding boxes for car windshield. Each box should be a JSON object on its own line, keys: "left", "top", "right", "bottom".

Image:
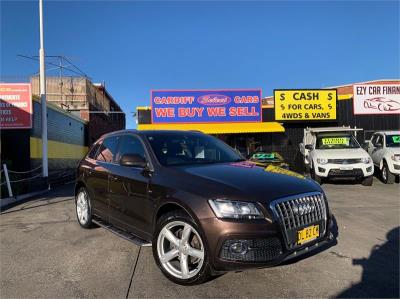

{"left": 386, "top": 135, "right": 400, "bottom": 148}
{"left": 315, "top": 134, "right": 360, "bottom": 150}
{"left": 146, "top": 132, "right": 244, "bottom": 166}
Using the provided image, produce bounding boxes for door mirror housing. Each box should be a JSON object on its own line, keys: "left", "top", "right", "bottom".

{"left": 305, "top": 144, "right": 313, "bottom": 151}
{"left": 120, "top": 154, "right": 147, "bottom": 168}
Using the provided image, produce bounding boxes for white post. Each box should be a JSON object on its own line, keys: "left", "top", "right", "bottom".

{"left": 39, "top": 0, "right": 48, "bottom": 178}
{"left": 3, "top": 164, "right": 13, "bottom": 198}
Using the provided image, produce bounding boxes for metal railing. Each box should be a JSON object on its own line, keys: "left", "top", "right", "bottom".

{"left": 1, "top": 165, "right": 43, "bottom": 198}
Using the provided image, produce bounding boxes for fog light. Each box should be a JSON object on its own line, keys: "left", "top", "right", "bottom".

{"left": 318, "top": 167, "right": 326, "bottom": 173}
{"left": 229, "top": 241, "right": 249, "bottom": 255}
{"left": 367, "top": 166, "right": 373, "bottom": 172}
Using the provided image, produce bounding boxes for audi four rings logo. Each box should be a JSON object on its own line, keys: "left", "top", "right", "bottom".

{"left": 292, "top": 202, "right": 316, "bottom": 216}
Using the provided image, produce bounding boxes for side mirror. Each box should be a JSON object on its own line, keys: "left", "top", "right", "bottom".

{"left": 305, "top": 144, "right": 313, "bottom": 151}
{"left": 120, "top": 154, "right": 147, "bottom": 168}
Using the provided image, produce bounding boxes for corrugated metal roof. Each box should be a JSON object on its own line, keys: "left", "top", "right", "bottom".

{"left": 137, "top": 122, "right": 285, "bottom": 134}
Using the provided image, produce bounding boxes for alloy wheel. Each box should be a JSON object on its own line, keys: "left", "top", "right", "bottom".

{"left": 382, "top": 166, "right": 387, "bottom": 182}
{"left": 76, "top": 191, "right": 89, "bottom": 225}
{"left": 157, "top": 221, "right": 205, "bottom": 280}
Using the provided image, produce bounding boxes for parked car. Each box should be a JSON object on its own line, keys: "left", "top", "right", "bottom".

{"left": 75, "top": 130, "right": 335, "bottom": 285}
{"left": 299, "top": 127, "right": 374, "bottom": 185}
{"left": 365, "top": 131, "right": 400, "bottom": 184}
{"left": 249, "top": 149, "right": 289, "bottom": 169}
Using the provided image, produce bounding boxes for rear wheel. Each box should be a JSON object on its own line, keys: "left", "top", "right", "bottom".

{"left": 75, "top": 187, "right": 93, "bottom": 228}
{"left": 382, "top": 162, "right": 395, "bottom": 184}
{"left": 361, "top": 176, "right": 373, "bottom": 186}
{"left": 153, "top": 211, "right": 211, "bottom": 285}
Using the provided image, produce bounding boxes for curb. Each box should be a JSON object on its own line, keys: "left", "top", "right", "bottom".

{"left": 0, "top": 188, "right": 50, "bottom": 211}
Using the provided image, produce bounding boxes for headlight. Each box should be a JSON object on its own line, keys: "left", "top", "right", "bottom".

{"left": 208, "top": 199, "right": 263, "bottom": 219}
{"left": 392, "top": 154, "right": 400, "bottom": 162}
{"left": 361, "top": 157, "right": 372, "bottom": 164}
{"left": 317, "top": 158, "right": 328, "bottom": 165}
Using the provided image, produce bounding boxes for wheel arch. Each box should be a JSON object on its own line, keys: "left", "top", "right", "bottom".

{"left": 74, "top": 180, "right": 86, "bottom": 198}
{"left": 153, "top": 201, "right": 199, "bottom": 231}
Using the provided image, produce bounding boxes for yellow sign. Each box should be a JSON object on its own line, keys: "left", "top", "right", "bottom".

{"left": 274, "top": 89, "right": 337, "bottom": 121}
{"left": 321, "top": 137, "right": 349, "bottom": 146}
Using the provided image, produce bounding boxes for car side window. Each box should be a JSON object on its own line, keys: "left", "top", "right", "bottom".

{"left": 116, "top": 135, "right": 146, "bottom": 163}
{"left": 374, "top": 135, "right": 383, "bottom": 147}
{"left": 96, "top": 136, "right": 119, "bottom": 163}
{"left": 87, "top": 142, "right": 100, "bottom": 159}
{"left": 370, "top": 134, "right": 377, "bottom": 145}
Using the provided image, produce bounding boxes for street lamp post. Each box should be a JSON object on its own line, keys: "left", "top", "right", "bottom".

{"left": 39, "top": 0, "right": 48, "bottom": 178}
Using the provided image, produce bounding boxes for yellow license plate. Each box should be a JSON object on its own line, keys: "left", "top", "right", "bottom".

{"left": 297, "top": 225, "right": 319, "bottom": 245}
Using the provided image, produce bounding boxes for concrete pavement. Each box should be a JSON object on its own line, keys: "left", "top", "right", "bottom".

{"left": 1, "top": 179, "right": 399, "bottom": 298}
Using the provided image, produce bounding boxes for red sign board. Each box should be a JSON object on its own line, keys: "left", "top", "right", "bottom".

{"left": 0, "top": 83, "right": 32, "bottom": 129}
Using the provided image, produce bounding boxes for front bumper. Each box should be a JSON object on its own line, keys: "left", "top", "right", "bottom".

{"left": 314, "top": 162, "right": 374, "bottom": 178}
{"left": 388, "top": 161, "right": 400, "bottom": 175}
{"left": 200, "top": 214, "right": 336, "bottom": 273}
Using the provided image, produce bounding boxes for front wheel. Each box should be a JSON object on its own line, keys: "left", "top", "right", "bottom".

{"left": 153, "top": 211, "right": 211, "bottom": 285}
{"left": 382, "top": 162, "right": 395, "bottom": 184}
{"left": 75, "top": 187, "right": 93, "bottom": 228}
{"left": 311, "top": 167, "right": 323, "bottom": 185}
{"left": 361, "top": 176, "right": 373, "bottom": 186}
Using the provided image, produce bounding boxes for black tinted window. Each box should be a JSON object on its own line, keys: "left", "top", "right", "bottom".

{"left": 146, "top": 133, "right": 243, "bottom": 166}
{"left": 96, "top": 136, "right": 119, "bottom": 163}
{"left": 87, "top": 143, "right": 100, "bottom": 159}
{"left": 116, "top": 135, "right": 146, "bottom": 162}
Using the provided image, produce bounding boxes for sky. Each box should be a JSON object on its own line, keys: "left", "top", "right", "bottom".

{"left": 1, "top": 0, "right": 399, "bottom": 129}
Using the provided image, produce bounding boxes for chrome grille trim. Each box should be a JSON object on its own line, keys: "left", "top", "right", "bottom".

{"left": 270, "top": 192, "right": 327, "bottom": 249}
{"left": 328, "top": 158, "right": 362, "bottom": 164}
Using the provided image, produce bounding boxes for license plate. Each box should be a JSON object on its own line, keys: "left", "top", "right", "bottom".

{"left": 339, "top": 166, "right": 353, "bottom": 171}
{"left": 297, "top": 225, "right": 319, "bottom": 245}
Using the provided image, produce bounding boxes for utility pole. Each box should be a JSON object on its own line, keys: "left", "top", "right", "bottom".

{"left": 39, "top": 0, "right": 48, "bottom": 178}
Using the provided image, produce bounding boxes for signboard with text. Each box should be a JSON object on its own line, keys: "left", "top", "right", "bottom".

{"left": 0, "top": 83, "right": 32, "bottom": 129}
{"left": 151, "top": 89, "right": 262, "bottom": 124}
{"left": 274, "top": 89, "right": 337, "bottom": 121}
{"left": 353, "top": 84, "right": 400, "bottom": 115}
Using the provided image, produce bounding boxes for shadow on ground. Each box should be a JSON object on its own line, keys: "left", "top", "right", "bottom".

{"left": 336, "top": 226, "right": 400, "bottom": 298}
{"left": 0, "top": 183, "right": 74, "bottom": 214}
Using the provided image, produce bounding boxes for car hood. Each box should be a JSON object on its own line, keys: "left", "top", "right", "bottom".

{"left": 167, "top": 161, "right": 322, "bottom": 203}
{"left": 313, "top": 148, "right": 370, "bottom": 159}
{"left": 386, "top": 147, "right": 400, "bottom": 155}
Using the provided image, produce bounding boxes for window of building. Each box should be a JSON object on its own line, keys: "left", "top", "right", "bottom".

{"left": 96, "top": 136, "right": 119, "bottom": 163}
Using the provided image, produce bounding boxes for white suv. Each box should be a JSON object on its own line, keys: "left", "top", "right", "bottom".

{"left": 365, "top": 131, "right": 400, "bottom": 184}
{"left": 300, "top": 127, "right": 374, "bottom": 186}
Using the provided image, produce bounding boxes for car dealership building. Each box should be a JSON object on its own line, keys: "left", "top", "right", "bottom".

{"left": 136, "top": 79, "right": 400, "bottom": 172}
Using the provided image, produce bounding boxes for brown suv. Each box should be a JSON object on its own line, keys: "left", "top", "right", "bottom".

{"left": 75, "top": 130, "right": 335, "bottom": 285}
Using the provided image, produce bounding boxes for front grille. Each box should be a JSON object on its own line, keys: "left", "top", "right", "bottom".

{"left": 271, "top": 192, "right": 327, "bottom": 249}
{"left": 328, "top": 168, "right": 363, "bottom": 177}
{"left": 328, "top": 158, "right": 362, "bottom": 164}
{"left": 219, "top": 238, "right": 282, "bottom": 262}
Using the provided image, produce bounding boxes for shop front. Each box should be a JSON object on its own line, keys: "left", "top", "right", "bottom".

{"left": 136, "top": 80, "right": 400, "bottom": 173}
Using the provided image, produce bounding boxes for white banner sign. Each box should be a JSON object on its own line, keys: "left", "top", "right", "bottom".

{"left": 353, "top": 84, "right": 400, "bottom": 115}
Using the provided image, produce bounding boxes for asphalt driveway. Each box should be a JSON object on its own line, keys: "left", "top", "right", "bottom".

{"left": 1, "top": 179, "right": 399, "bottom": 298}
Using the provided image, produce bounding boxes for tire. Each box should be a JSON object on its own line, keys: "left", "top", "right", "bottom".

{"left": 152, "top": 210, "right": 212, "bottom": 285}
{"left": 75, "top": 187, "right": 93, "bottom": 228}
{"left": 382, "top": 161, "right": 395, "bottom": 184}
{"left": 311, "top": 167, "right": 323, "bottom": 185}
{"left": 361, "top": 176, "right": 373, "bottom": 186}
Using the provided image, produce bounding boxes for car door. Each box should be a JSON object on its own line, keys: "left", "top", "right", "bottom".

{"left": 88, "top": 136, "right": 120, "bottom": 221}
{"left": 370, "top": 134, "right": 384, "bottom": 166}
{"left": 108, "top": 134, "right": 153, "bottom": 238}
